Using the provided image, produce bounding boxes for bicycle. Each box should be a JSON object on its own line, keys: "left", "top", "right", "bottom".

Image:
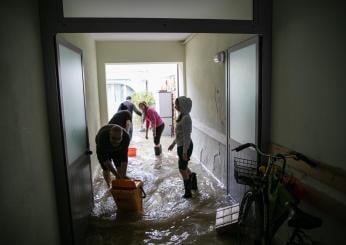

{"left": 232, "top": 143, "right": 323, "bottom": 245}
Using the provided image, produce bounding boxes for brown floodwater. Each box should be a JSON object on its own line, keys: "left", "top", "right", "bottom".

{"left": 85, "top": 133, "right": 238, "bottom": 244}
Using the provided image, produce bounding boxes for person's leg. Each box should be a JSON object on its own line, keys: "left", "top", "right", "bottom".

{"left": 179, "top": 166, "right": 192, "bottom": 198}
{"left": 157, "top": 124, "right": 164, "bottom": 154}
{"left": 128, "top": 124, "right": 133, "bottom": 140}
{"left": 190, "top": 173, "right": 197, "bottom": 191}
{"left": 179, "top": 168, "right": 190, "bottom": 179}
{"left": 186, "top": 142, "right": 197, "bottom": 190}
{"left": 178, "top": 142, "right": 193, "bottom": 177}
{"left": 154, "top": 124, "right": 164, "bottom": 155}
{"left": 177, "top": 145, "right": 192, "bottom": 198}
{"left": 156, "top": 123, "right": 164, "bottom": 143}
{"left": 153, "top": 129, "right": 160, "bottom": 155}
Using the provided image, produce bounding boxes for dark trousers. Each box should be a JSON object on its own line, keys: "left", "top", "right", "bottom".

{"left": 177, "top": 141, "right": 193, "bottom": 170}
{"left": 153, "top": 123, "right": 165, "bottom": 145}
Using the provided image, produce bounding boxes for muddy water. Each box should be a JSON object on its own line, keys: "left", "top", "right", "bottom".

{"left": 85, "top": 133, "right": 237, "bottom": 244}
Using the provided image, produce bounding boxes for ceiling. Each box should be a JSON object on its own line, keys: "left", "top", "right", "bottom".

{"left": 63, "top": 0, "right": 252, "bottom": 20}
{"left": 91, "top": 33, "right": 193, "bottom": 42}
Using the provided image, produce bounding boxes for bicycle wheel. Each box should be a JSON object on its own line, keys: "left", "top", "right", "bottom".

{"left": 239, "top": 190, "right": 266, "bottom": 245}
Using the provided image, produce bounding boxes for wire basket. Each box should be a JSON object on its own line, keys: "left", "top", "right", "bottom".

{"left": 234, "top": 157, "right": 258, "bottom": 186}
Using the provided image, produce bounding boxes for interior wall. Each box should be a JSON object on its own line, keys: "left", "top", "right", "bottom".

{"left": 60, "top": 33, "right": 101, "bottom": 180}
{"left": 272, "top": 0, "right": 346, "bottom": 228}
{"left": 0, "top": 0, "right": 60, "bottom": 244}
{"left": 272, "top": 0, "right": 346, "bottom": 171}
{"left": 185, "top": 33, "right": 254, "bottom": 185}
{"left": 96, "top": 41, "right": 185, "bottom": 124}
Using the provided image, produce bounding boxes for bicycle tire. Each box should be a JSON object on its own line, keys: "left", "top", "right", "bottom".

{"left": 239, "top": 190, "right": 266, "bottom": 245}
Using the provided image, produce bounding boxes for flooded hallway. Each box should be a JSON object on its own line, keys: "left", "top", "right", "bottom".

{"left": 2, "top": 1, "right": 346, "bottom": 245}
{"left": 86, "top": 134, "right": 235, "bottom": 245}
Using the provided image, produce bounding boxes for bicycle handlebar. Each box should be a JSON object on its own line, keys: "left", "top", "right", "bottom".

{"left": 232, "top": 143, "right": 254, "bottom": 152}
{"left": 289, "top": 151, "right": 318, "bottom": 167}
{"left": 232, "top": 143, "right": 318, "bottom": 168}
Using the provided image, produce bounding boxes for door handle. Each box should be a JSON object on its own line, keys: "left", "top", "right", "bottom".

{"left": 86, "top": 150, "right": 93, "bottom": 155}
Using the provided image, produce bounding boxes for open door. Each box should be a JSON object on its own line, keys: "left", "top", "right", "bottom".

{"left": 56, "top": 37, "right": 93, "bottom": 244}
{"left": 226, "top": 36, "right": 259, "bottom": 202}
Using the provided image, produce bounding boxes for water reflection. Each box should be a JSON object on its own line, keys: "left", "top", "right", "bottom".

{"left": 85, "top": 134, "right": 236, "bottom": 244}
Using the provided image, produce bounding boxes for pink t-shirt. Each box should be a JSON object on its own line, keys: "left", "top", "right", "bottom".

{"left": 145, "top": 107, "right": 164, "bottom": 129}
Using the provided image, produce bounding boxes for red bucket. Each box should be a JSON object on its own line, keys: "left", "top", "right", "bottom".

{"left": 128, "top": 147, "right": 137, "bottom": 157}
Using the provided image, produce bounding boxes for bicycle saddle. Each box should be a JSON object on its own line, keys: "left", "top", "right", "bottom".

{"left": 287, "top": 206, "right": 322, "bottom": 230}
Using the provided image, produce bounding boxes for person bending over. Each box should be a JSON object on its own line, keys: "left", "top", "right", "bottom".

{"left": 95, "top": 124, "right": 130, "bottom": 187}
{"left": 139, "top": 101, "right": 165, "bottom": 156}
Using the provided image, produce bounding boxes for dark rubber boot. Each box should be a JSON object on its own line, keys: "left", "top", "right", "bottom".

{"left": 154, "top": 146, "right": 160, "bottom": 156}
{"left": 190, "top": 172, "right": 198, "bottom": 191}
{"left": 183, "top": 179, "right": 192, "bottom": 198}
{"left": 159, "top": 144, "right": 162, "bottom": 155}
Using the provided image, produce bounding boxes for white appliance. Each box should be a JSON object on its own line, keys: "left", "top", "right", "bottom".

{"left": 155, "top": 91, "right": 173, "bottom": 136}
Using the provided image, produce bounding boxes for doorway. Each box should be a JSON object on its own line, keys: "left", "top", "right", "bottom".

{"left": 40, "top": 2, "right": 272, "bottom": 242}
{"left": 55, "top": 36, "right": 94, "bottom": 244}
{"left": 105, "top": 63, "right": 180, "bottom": 127}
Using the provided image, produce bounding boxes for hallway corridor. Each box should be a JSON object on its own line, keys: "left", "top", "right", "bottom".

{"left": 85, "top": 132, "right": 235, "bottom": 244}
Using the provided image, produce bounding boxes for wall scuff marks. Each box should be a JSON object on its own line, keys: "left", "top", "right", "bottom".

{"left": 192, "top": 127, "right": 227, "bottom": 186}
{"left": 214, "top": 87, "right": 225, "bottom": 128}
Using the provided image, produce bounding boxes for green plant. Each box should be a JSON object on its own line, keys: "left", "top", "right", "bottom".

{"left": 132, "top": 91, "right": 156, "bottom": 107}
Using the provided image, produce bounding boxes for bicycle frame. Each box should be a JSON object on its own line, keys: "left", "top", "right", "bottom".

{"left": 233, "top": 143, "right": 317, "bottom": 244}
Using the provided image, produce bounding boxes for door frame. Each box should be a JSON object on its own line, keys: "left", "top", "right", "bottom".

{"left": 225, "top": 36, "right": 261, "bottom": 195}
{"left": 39, "top": 0, "right": 272, "bottom": 244}
{"left": 55, "top": 35, "right": 93, "bottom": 244}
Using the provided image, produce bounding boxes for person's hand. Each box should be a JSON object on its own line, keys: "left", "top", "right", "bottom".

{"left": 115, "top": 172, "right": 121, "bottom": 179}
{"left": 168, "top": 143, "right": 175, "bottom": 151}
{"left": 103, "top": 170, "right": 112, "bottom": 188}
{"left": 182, "top": 153, "right": 188, "bottom": 161}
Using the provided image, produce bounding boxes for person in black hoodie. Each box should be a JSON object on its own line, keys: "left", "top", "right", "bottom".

{"left": 109, "top": 110, "right": 132, "bottom": 137}
{"left": 117, "top": 96, "right": 142, "bottom": 139}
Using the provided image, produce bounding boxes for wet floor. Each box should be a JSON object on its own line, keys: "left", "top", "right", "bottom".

{"left": 85, "top": 132, "right": 237, "bottom": 244}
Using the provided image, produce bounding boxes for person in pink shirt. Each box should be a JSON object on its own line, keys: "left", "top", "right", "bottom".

{"left": 139, "top": 101, "right": 165, "bottom": 156}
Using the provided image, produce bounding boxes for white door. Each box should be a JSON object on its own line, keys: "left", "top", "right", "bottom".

{"left": 56, "top": 37, "right": 93, "bottom": 244}
{"left": 227, "top": 36, "right": 259, "bottom": 202}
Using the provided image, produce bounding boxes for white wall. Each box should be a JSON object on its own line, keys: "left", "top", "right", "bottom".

{"left": 0, "top": 0, "right": 60, "bottom": 244}
{"left": 271, "top": 0, "right": 346, "bottom": 228}
{"left": 185, "top": 33, "right": 254, "bottom": 185}
{"left": 60, "top": 33, "right": 101, "bottom": 180}
{"left": 96, "top": 41, "right": 185, "bottom": 124}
